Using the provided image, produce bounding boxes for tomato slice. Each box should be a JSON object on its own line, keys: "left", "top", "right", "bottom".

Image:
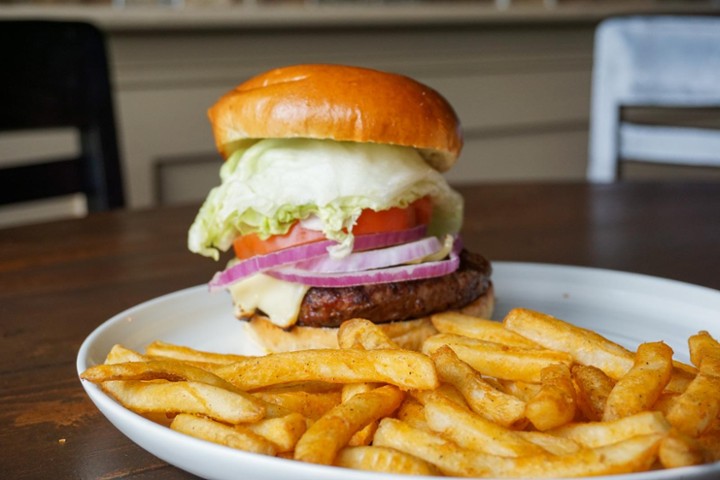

{"left": 232, "top": 197, "right": 433, "bottom": 260}
{"left": 233, "top": 222, "right": 326, "bottom": 260}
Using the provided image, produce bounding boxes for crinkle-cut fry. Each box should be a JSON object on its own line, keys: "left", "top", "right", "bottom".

{"left": 81, "top": 360, "right": 239, "bottom": 392}
{"left": 335, "top": 446, "right": 437, "bottom": 475}
{"left": 375, "top": 417, "right": 663, "bottom": 478}
{"left": 294, "top": 385, "right": 405, "bottom": 465}
{"left": 214, "top": 348, "right": 438, "bottom": 391}
{"left": 549, "top": 411, "right": 671, "bottom": 448}
{"left": 429, "top": 345, "right": 527, "bottom": 428}
{"left": 252, "top": 389, "right": 341, "bottom": 421}
{"left": 659, "top": 429, "right": 706, "bottom": 468}
{"left": 424, "top": 333, "right": 573, "bottom": 383}
{"left": 503, "top": 308, "right": 634, "bottom": 380}
{"left": 572, "top": 364, "right": 615, "bottom": 422}
{"left": 430, "top": 311, "right": 539, "bottom": 348}
{"left": 338, "top": 318, "right": 400, "bottom": 350}
{"left": 101, "top": 380, "right": 265, "bottom": 424}
{"left": 665, "top": 370, "right": 720, "bottom": 437}
{"left": 603, "top": 342, "right": 673, "bottom": 421}
{"left": 105, "top": 344, "right": 148, "bottom": 364}
{"left": 145, "top": 340, "right": 248, "bottom": 365}
{"left": 245, "top": 412, "right": 307, "bottom": 453}
{"left": 170, "top": 414, "right": 276, "bottom": 455}
{"left": 423, "top": 391, "right": 546, "bottom": 457}
{"left": 526, "top": 363, "right": 576, "bottom": 431}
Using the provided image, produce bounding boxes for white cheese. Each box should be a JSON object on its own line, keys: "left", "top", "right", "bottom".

{"left": 227, "top": 273, "right": 310, "bottom": 328}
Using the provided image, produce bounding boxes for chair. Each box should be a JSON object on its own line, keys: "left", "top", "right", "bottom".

{"left": 587, "top": 15, "right": 720, "bottom": 182}
{"left": 0, "top": 21, "right": 125, "bottom": 212}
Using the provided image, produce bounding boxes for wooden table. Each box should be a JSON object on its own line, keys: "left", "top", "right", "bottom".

{"left": 2, "top": 181, "right": 719, "bottom": 479}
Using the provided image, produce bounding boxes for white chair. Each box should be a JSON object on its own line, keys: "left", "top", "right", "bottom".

{"left": 587, "top": 15, "right": 720, "bottom": 182}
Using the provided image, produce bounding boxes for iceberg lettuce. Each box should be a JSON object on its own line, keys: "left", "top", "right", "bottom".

{"left": 188, "top": 138, "right": 463, "bottom": 260}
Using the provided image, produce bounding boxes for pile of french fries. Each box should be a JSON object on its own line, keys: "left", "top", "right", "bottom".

{"left": 80, "top": 307, "right": 720, "bottom": 477}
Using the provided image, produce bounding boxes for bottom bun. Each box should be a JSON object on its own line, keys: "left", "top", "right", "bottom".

{"left": 245, "top": 284, "right": 495, "bottom": 353}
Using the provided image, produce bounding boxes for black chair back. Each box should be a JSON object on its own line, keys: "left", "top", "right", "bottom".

{"left": 0, "top": 21, "right": 125, "bottom": 211}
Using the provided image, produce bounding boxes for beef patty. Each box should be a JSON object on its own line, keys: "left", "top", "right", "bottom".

{"left": 295, "top": 249, "right": 492, "bottom": 328}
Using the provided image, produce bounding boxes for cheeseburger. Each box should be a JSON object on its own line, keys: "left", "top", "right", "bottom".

{"left": 188, "top": 64, "right": 493, "bottom": 352}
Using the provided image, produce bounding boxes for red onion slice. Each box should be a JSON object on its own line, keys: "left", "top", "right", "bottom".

{"left": 208, "top": 225, "right": 427, "bottom": 290}
{"left": 267, "top": 251, "right": 460, "bottom": 288}
{"left": 291, "top": 236, "right": 443, "bottom": 273}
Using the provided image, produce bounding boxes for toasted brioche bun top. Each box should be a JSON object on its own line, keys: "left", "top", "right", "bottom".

{"left": 208, "top": 64, "right": 463, "bottom": 172}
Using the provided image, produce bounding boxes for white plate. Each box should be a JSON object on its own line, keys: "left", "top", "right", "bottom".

{"left": 78, "top": 262, "right": 720, "bottom": 480}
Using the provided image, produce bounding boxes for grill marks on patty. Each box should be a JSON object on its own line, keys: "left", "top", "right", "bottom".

{"left": 295, "top": 250, "right": 492, "bottom": 328}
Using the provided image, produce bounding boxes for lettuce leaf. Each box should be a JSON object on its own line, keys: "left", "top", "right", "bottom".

{"left": 188, "top": 139, "right": 463, "bottom": 260}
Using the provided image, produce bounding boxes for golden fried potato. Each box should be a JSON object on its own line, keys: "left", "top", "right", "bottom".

{"left": 294, "top": 385, "right": 405, "bottom": 465}
{"left": 423, "top": 333, "right": 573, "bottom": 383}
{"left": 170, "top": 414, "right": 276, "bottom": 455}
{"left": 526, "top": 363, "right": 576, "bottom": 431}
{"left": 215, "top": 349, "right": 438, "bottom": 391}
{"left": 603, "top": 341, "right": 673, "bottom": 421}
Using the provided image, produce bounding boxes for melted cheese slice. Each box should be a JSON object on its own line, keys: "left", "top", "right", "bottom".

{"left": 227, "top": 273, "right": 310, "bottom": 328}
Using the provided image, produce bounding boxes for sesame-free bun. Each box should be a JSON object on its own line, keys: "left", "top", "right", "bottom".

{"left": 208, "top": 64, "right": 463, "bottom": 172}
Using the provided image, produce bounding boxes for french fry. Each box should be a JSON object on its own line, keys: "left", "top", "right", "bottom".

{"left": 396, "top": 397, "right": 430, "bottom": 430}
{"left": 337, "top": 319, "right": 396, "bottom": 444}
{"left": 101, "top": 380, "right": 265, "bottom": 424}
{"left": 294, "top": 385, "right": 405, "bottom": 465}
{"left": 145, "top": 340, "right": 247, "bottom": 366}
{"left": 549, "top": 411, "right": 671, "bottom": 448}
{"left": 423, "top": 391, "right": 545, "bottom": 457}
{"left": 658, "top": 429, "right": 706, "bottom": 468}
{"left": 697, "top": 420, "right": 720, "bottom": 462}
{"left": 429, "top": 345, "right": 526, "bottom": 428}
{"left": 252, "top": 389, "right": 341, "bottom": 421}
{"left": 689, "top": 330, "right": 720, "bottom": 371}
{"left": 665, "top": 370, "right": 720, "bottom": 436}
{"left": 81, "top": 360, "right": 238, "bottom": 392}
{"left": 572, "top": 364, "right": 615, "bottom": 421}
{"left": 603, "top": 342, "right": 673, "bottom": 421}
{"left": 526, "top": 363, "right": 576, "bottom": 431}
{"left": 338, "top": 318, "right": 399, "bottom": 350}
{"left": 335, "top": 446, "right": 437, "bottom": 475}
{"left": 430, "top": 311, "right": 539, "bottom": 348}
{"left": 105, "top": 344, "right": 148, "bottom": 364}
{"left": 515, "top": 431, "right": 580, "bottom": 455}
{"left": 374, "top": 417, "right": 490, "bottom": 477}
{"left": 245, "top": 413, "right": 307, "bottom": 453}
{"left": 375, "top": 417, "right": 663, "bottom": 477}
{"left": 170, "top": 414, "right": 277, "bottom": 455}
{"left": 342, "top": 382, "right": 383, "bottom": 446}
{"left": 423, "top": 333, "right": 573, "bottom": 382}
{"left": 495, "top": 434, "right": 663, "bottom": 477}
{"left": 215, "top": 348, "right": 438, "bottom": 391}
{"left": 503, "top": 308, "right": 634, "bottom": 379}
{"left": 497, "top": 379, "right": 542, "bottom": 402}
{"left": 666, "top": 331, "right": 720, "bottom": 437}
